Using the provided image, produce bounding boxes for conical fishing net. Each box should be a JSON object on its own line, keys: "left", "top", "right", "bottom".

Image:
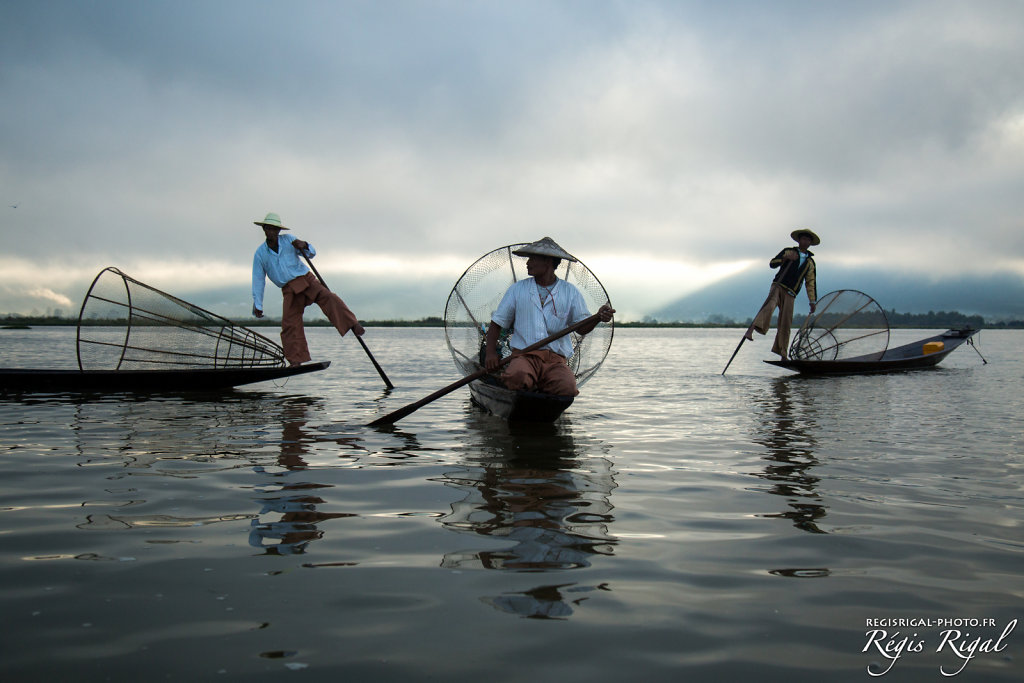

{"left": 443, "top": 244, "right": 613, "bottom": 388}
{"left": 76, "top": 267, "right": 285, "bottom": 370}
{"left": 789, "top": 289, "right": 890, "bottom": 361}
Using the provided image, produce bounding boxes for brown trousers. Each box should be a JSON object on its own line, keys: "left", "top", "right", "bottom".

{"left": 502, "top": 349, "right": 579, "bottom": 396}
{"left": 280, "top": 272, "right": 359, "bottom": 365}
{"left": 751, "top": 284, "right": 795, "bottom": 358}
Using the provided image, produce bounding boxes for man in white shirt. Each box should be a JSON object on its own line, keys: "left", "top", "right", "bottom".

{"left": 483, "top": 237, "right": 614, "bottom": 396}
{"left": 252, "top": 212, "right": 365, "bottom": 366}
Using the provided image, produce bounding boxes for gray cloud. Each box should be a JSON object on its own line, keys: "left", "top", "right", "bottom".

{"left": 2, "top": 1, "right": 1022, "bottom": 320}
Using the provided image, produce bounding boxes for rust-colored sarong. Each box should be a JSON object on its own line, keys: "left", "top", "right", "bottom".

{"left": 502, "top": 349, "right": 578, "bottom": 396}
{"left": 280, "top": 272, "right": 359, "bottom": 365}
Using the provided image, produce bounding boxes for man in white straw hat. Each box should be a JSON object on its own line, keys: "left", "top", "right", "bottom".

{"left": 251, "top": 212, "right": 365, "bottom": 366}
{"left": 744, "top": 228, "right": 819, "bottom": 359}
{"left": 483, "top": 237, "right": 614, "bottom": 396}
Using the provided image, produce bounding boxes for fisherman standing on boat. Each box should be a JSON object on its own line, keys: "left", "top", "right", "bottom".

{"left": 483, "top": 237, "right": 614, "bottom": 396}
{"left": 744, "top": 229, "right": 819, "bottom": 360}
{"left": 251, "top": 212, "right": 365, "bottom": 367}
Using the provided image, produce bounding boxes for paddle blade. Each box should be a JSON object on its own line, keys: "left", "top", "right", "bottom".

{"left": 368, "top": 403, "right": 419, "bottom": 427}
{"left": 368, "top": 369, "right": 485, "bottom": 427}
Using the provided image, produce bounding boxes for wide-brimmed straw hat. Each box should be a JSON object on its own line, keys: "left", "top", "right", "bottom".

{"left": 791, "top": 228, "right": 820, "bottom": 246}
{"left": 254, "top": 212, "right": 289, "bottom": 230}
{"left": 511, "top": 236, "right": 577, "bottom": 262}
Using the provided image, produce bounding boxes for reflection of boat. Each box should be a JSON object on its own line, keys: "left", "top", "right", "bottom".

{"left": 766, "top": 328, "right": 979, "bottom": 375}
{"left": 468, "top": 377, "right": 574, "bottom": 422}
{"left": 0, "top": 362, "right": 329, "bottom": 393}
{"left": 2, "top": 267, "right": 330, "bottom": 393}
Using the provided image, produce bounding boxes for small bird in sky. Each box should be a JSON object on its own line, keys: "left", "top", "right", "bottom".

{"left": 9, "top": 203, "right": 17, "bottom": 209}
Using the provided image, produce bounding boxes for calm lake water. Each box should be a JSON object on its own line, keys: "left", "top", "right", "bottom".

{"left": 1, "top": 326, "right": 1021, "bottom": 682}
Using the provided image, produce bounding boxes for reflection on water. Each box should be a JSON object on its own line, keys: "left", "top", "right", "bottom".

{"left": 2, "top": 327, "right": 1022, "bottom": 680}
{"left": 436, "top": 413, "right": 617, "bottom": 618}
{"left": 249, "top": 397, "right": 358, "bottom": 556}
{"left": 748, "top": 378, "right": 827, "bottom": 535}
{"left": 62, "top": 393, "right": 371, "bottom": 554}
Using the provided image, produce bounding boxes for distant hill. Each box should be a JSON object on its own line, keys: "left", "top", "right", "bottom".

{"left": 650, "top": 265, "right": 1024, "bottom": 323}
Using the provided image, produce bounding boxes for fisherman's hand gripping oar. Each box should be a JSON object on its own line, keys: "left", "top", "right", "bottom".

{"left": 368, "top": 306, "right": 613, "bottom": 427}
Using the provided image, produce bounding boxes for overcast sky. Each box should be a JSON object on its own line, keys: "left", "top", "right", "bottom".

{"left": 2, "top": 0, "right": 1022, "bottom": 321}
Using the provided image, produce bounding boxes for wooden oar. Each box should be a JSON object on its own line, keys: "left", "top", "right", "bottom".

{"left": 721, "top": 330, "right": 752, "bottom": 376}
{"left": 722, "top": 259, "right": 794, "bottom": 375}
{"left": 299, "top": 251, "right": 394, "bottom": 389}
{"left": 368, "top": 312, "right": 602, "bottom": 427}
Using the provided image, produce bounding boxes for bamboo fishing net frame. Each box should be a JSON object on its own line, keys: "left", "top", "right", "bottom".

{"left": 443, "top": 244, "right": 614, "bottom": 389}
{"left": 76, "top": 267, "right": 285, "bottom": 371}
{"left": 789, "top": 289, "right": 890, "bottom": 361}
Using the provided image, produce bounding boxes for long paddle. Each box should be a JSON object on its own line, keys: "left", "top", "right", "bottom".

{"left": 722, "top": 258, "right": 794, "bottom": 375}
{"left": 298, "top": 250, "right": 394, "bottom": 389}
{"left": 368, "top": 312, "right": 602, "bottom": 427}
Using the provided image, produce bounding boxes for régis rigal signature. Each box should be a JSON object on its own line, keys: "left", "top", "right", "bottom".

{"left": 862, "top": 618, "right": 1017, "bottom": 676}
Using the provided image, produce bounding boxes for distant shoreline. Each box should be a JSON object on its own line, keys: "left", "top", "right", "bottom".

{"left": 4, "top": 313, "right": 1023, "bottom": 329}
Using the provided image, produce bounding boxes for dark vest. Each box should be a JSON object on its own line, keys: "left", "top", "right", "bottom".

{"left": 771, "top": 248, "right": 814, "bottom": 296}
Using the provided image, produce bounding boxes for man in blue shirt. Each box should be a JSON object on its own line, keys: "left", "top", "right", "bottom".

{"left": 252, "top": 212, "right": 364, "bottom": 366}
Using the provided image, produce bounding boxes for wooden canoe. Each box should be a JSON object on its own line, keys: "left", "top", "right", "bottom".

{"left": 765, "top": 328, "right": 979, "bottom": 375}
{"left": 0, "top": 361, "right": 330, "bottom": 394}
{"left": 469, "top": 378, "right": 574, "bottom": 422}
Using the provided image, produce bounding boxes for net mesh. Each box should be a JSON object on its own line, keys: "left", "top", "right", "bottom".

{"left": 789, "top": 289, "right": 890, "bottom": 361}
{"left": 443, "top": 244, "right": 613, "bottom": 388}
{"left": 76, "top": 267, "right": 285, "bottom": 370}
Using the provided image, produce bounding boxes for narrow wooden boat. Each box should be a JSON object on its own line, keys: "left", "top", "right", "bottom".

{"left": 1, "top": 268, "right": 334, "bottom": 395}
{"left": 469, "top": 377, "right": 574, "bottom": 422}
{"left": 0, "top": 361, "right": 330, "bottom": 394}
{"left": 765, "top": 328, "right": 979, "bottom": 375}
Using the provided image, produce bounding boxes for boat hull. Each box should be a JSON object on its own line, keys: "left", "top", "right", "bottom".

{"left": 765, "top": 329, "right": 978, "bottom": 375}
{"left": 469, "top": 379, "right": 574, "bottom": 422}
{"left": 0, "top": 361, "right": 330, "bottom": 394}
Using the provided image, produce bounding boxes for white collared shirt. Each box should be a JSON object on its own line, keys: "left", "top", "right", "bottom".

{"left": 491, "top": 277, "right": 590, "bottom": 358}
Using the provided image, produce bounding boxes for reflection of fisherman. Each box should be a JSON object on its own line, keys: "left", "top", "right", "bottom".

{"left": 251, "top": 211, "right": 365, "bottom": 367}
{"left": 483, "top": 237, "right": 614, "bottom": 396}
{"left": 248, "top": 399, "right": 355, "bottom": 555}
{"left": 248, "top": 492, "right": 351, "bottom": 555}
{"left": 441, "top": 452, "right": 616, "bottom": 615}
{"left": 745, "top": 229, "right": 819, "bottom": 359}
{"left": 438, "top": 425, "right": 617, "bottom": 618}
{"left": 752, "top": 379, "right": 826, "bottom": 535}
{"left": 483, "top": 583, "right": 610, "bottom": 620}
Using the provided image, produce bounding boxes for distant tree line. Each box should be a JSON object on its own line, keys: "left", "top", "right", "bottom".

{"left": 880, "top": 309, "right": 986, "bottom": 328}
{"left": 782, "top": 309, "right": 990, "bottom": 329}
{"left": 4, "top": 312, "right": 1023, "bottom": 329}
{"left": 632, "top": 310, "right": 1021, "bottom": 328}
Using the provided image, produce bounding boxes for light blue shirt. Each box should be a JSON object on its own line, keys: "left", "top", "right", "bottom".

{"left": 252, "top": 234, "right": 315, "bottom": 311}
{"left": 491, "top": 277, "right": 590, "bottom": 358}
